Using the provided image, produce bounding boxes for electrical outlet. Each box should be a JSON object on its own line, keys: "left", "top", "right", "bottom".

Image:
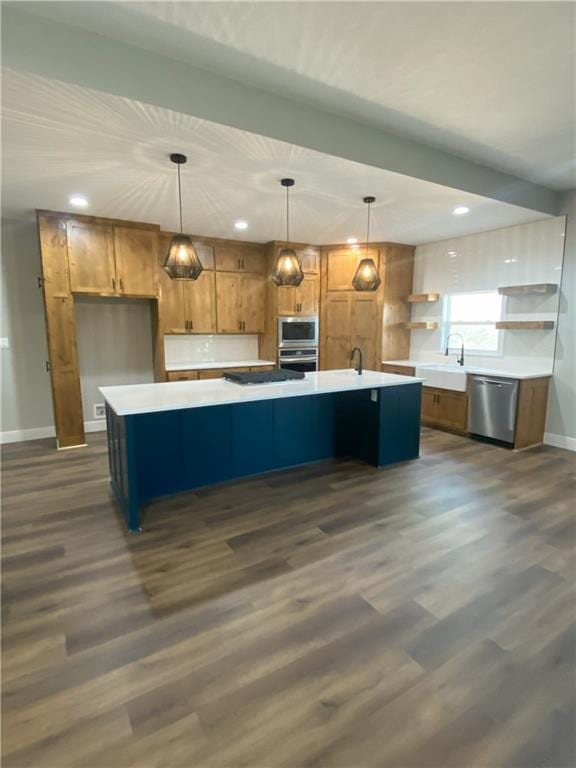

{"left": 94, "top": 403, "right": 106, "bottom": 419}
{"left": 370, "top": 389, "right": 378, "bottom": 403}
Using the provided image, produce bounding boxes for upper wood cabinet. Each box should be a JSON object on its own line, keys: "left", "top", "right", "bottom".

{"left": 216, "top": 273, "right": 266, "bottom": 333}
{"left": 67, "top": 221, "right": 116, "bottom": 295}
{"left": 277, "top": 276, "right": 318, "bottom": 316}
{"left": 160, "top": 272, "right": 217, "bottom": 334}
{"left": 298, "top": 248, "right": 320, "bottom": 274}
{"left": 114, "top": 227, "right": 158, "bottom": 297}
{"left": 326, "top": 248, "right": 379, "bottom": 292}
{"left": 322, "top": 293, "right": 379, "bottom": 370}
{"left": 215, "top": 245, "right": 266, "bottom": 274}
{"left": 67, "top": 220, "right": 159, "bottom": 298}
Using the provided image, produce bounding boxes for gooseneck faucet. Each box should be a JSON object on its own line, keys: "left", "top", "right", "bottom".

{"left": 350, "top": 347, "right": 363, "bottom": 375}
{"left": 445, "top": 333, "right": 465, "bottom": 366}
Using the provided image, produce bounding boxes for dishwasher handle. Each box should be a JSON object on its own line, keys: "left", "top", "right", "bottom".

{"left": 475, "top": 378, "right": 514, "bottom": 387}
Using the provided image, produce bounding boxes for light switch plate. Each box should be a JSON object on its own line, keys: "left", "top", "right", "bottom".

{"left": 0, "top": 338, "right": 9, "bottom": 349}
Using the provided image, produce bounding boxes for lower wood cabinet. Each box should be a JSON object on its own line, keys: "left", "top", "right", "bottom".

{"left": 167, "top": 365, "right": 275, "bottom": 382}
{"left": 381, "top": 364, "right": 416, "bottom": 376}
{"left": 421, "top": 386, "right": 468, "bottom": 434}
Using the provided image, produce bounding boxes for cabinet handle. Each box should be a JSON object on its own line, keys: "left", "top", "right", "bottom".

{"left": 190, "top": 319, "right": 193, "bottom": 331}
{"left": 237, "top": 258, "right": 241, "bottom": 270}
{"left": 37, "top": 276, "right": 44, "bottom": 289}
{"left": 238, "top": 320, "right": 241, "bottom": 331}
{"left": 241, "top": 258, "right": 245, "bottom": 270}
{"left": 185, "top": 320, "right": 189, "bottom": 331}
{"left": 112, "top": 277, "right": 116, "bottom": 292}
{"left": 45, "top": 360, "right": 52, "bottom": 373}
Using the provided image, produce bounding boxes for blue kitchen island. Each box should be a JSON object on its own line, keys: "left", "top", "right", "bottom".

{"left": 100, "top": 370, "right": 423, "bottom": 532}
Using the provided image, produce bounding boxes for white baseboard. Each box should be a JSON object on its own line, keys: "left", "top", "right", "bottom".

{"left": 84, "top": 419, "right": 107, "bottom": 433}
{"left": 1, "top": 420, "right": 107, "bottom": 444}
{"left": 0, "top": 426, "right": 56, "bottom": 444}
{"left": 544, "top": 432, "right": 576, "bottom": 452}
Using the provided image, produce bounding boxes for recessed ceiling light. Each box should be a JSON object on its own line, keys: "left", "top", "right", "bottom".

{"left": 453, "top": 206, "right": 470, "bottom": 215}
{"left": 347, "top": 237, "right": 358, "bottom": 244}
{"left": 69, "top": 195, "right": 88, "bottom": 208}
{"left": 234, "top": 220, "right": 248, "bottom": 230}
{"left": 448, "top": 251, "right": 457, "bottom": 258}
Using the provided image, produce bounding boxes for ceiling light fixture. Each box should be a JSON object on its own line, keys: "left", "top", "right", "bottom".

{"left": 453, "top": 206, "right": 470, "bottom": 215}
{"left": 235, "top": 220, "right": 248, "bottom": 230}
{"left": 163, "top": 153, "right": 203, "bottom": 281}
{"left": 271, "top": 178, "right": 304, "bottom": 287}
{"left": 352, "top": 196, "right": 381, "bottom": 292}
{"left": 69, "top": 195, "right": 88, "bottom": 208}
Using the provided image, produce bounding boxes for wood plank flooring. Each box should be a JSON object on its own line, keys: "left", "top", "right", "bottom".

{"left": 2, "top": 428, "right": 575, "bottom": 768}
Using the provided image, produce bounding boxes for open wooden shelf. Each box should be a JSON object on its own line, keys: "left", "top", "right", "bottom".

{"left": 405, "top": 293, "right": 440, "bottom": 303}
{"left": 496, "top": 321, "right": 555, "bottom": 330}
{"left": 498, "top": 283, "right": 557, "bottom": 296}
{"left": 404, "top": 321, "right": 439, "bottom": 330}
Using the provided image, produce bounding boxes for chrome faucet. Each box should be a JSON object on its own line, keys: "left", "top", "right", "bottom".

{"left": 350, "top": 347, "right": 363, "bottom": 375}
{"left": 445, "top": 333, "right": 465, "bottom": 366}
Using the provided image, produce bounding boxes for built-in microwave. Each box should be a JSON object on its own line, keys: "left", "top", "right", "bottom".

{"left": 278, "top": 316, "right": 318, "bottom": 348}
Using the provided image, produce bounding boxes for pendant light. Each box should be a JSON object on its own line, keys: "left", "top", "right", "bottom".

{"left": 163, "top": 153, "right": 203, "bottom": 281}
{"left": 352, "top": 196, "right": 381, "bottom": 292}
{"left": 272, "top": 178, "right": 304, "bottom": 287}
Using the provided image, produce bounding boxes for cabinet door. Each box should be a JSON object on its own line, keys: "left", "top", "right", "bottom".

{"left": 295, "top": 276, "right": 318, "bottom": 314}
{"left": 215, "top": 245, "right": 245, "bottom": 272}
{"left": 160, "top": 278, "right": 186, "bottom": 333}
{"left": 277, "top": 286, "right": 295, "bottom": 315}
{"left": 298, "top": 247, "right": 320, "bottom": 274}
{"left": 436, "top": 391, "right": 468, "bottom": 433}
{"left": 323, "top": 295, "right": 351, "bottom": 370}
{"left": 197, "top": 369, "right": 224, "bottom": 380}
{"left": 183, "top": 271, "right": 216, "bottom": 333}
{"left": 67, "top": 221, "right": 116, "bottom": 295}
{"left": 421, "top": 387, "right": 438, "bottom": 423}
{"left": 216, "top": 273, "right": 242, "bottom": 333}
{"left": 241, "top": 274, "right": 266, "bottom": 333}
{"left": 114, "top": 227, "right": 159, "bottom": 297}
{"left": 241, "top": 251, "right": 266, "bottom": 275}
{"left": 326, "top": 248, "right": 378, "bottom": 292}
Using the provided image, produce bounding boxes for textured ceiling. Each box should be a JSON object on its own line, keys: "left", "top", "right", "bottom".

{"left": 16, "top": 0, "right": 576, "bottom": 191}
{"left": 1, "top": 70, "right": 548, "bottom": 245}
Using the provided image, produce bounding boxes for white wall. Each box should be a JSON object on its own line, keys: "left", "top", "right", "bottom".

{"left": 410, "top": 216, "right": 566, "bottom": 372}
{"left": 545, "top": 192, "right": 576, "bottom": 449}
{"left": 75, "top": 297, "right": 155, "bottom": 428}
{"left": 1, "top": 217, "right": 54, "bottom": 441}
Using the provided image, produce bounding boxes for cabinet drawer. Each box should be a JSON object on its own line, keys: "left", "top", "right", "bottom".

{"left": 167, "top": 371, "right": 199, "bottom": 382}
{"left": 382, "top": 364, "right": 415, "bottom": 376}
{"left": 251, "top": 365, "right": 275, "bottom": 372}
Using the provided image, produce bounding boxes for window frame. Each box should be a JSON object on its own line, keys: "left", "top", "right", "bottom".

{"left": 441, "top": 290, "right": 506, "bottom": 357}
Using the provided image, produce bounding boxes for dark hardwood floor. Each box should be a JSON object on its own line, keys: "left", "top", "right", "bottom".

{"left": 2, "top": 428, "right": 575, "bottom": 768}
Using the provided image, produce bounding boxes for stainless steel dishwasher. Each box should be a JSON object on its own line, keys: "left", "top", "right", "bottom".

{"left": 468, "top": 375, "right": 519, "bottom": 444}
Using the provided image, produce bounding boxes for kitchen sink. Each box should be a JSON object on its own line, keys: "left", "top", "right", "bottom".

{"left": 415, "top": 364, "right": 467, "bottom": 392}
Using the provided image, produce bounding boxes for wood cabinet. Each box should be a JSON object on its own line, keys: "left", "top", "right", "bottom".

{"left": 168, "top": 365, "right": 274, "bottom": 382}
{"left": 381, "top": 364, "right": 416, "bottom": 377}
{"left": 298, "top": 248, "right": 320, "bottom": 274}
{"left": 215, "top": 245, "right": 266, "bottom": 274}
{"left": 514, "top": 377, "right": 550, "bottom": 450}
{"left": 322, "top": 293, "right": 380, "bottom": 370}
{"left": 67, "top": 221, "right": 116, "bottom": 295}
{"left": 160, "top": 272, "right": 217, "bottom": 334}
{"left": 326, "top": 248, "right": 378, "bottom": 292}
{"left": 421, "top": 386, "right": 468, "bottom": 434}
{"left": 67, "top": 221, "right": 158, "bottom": 298}
{"left": 277, "top": 276, "right": 318, "bottom": 316}
{"left": 216, "top": 273, "right": 266, "bottom": 333}
{"left": 113, "top": 227, "right": 158, "bottom": 297}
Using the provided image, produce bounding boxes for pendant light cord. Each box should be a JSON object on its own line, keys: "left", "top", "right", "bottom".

{"left": 366, "top": 200, "right": 371, "bottom": 252}
{"left": 177, "top": 162, "right": 183, "bottom": 234}
{"left": 286, "top": 184, "right": 290, "bottom": 243}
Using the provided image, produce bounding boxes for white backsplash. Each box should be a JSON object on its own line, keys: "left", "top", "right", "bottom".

{"left": 165, "top": 334, "right": 260, "bottom": 366}
{"left": 408, "top": 216, "right": 566, "bottom": 373}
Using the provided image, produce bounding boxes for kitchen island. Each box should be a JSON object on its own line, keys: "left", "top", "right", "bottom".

{"left": 100, "top": 370, "right": 423, "bottom": 531}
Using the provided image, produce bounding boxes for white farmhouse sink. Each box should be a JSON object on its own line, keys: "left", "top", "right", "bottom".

{"left": 415, "top": 364, "right": 467, "bottom": 392}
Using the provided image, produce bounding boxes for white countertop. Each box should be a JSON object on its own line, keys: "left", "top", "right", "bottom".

{"left": 165, "top": 359, "right": 275, "bottom": 372}
{"left": 100, "top": 369, "right": 424, "bottom": 416}
{"left": 382, "top": 360, "right": 552, "bottom": 381}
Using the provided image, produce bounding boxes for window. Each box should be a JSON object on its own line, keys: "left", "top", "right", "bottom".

{"left": 443, "top": 291, "right": 504, "bottom": 355}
